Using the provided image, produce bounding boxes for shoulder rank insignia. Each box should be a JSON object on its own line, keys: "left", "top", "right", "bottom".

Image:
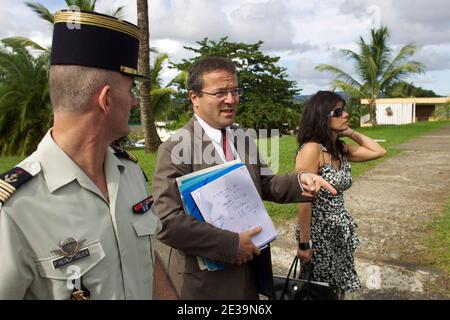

{"left": 0, "top": 166, "right": 35, "bottom": 204}
{"left": 111, "top": 144, "right": 148, "bottom": 181}
{"left": 133, "top": 195, "right": 153, "bottom": 214}
{"left": 111, "top": 145, "right": 139, "bottom": 163}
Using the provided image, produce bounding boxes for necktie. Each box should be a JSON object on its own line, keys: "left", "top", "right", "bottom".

{"left": 221, "top": 129, "right": 234, "bottom": 161}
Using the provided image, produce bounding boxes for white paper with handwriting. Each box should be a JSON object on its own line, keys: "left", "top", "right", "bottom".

{"left": 190, "top": 165, "right": 277, "bottom": 248}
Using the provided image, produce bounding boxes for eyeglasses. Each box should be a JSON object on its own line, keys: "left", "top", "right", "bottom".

{"left": 328, "top": 106, "right": 346, "bottom": 117}
{"left": 200, "top": 88, "right": 243, "bottom": 99}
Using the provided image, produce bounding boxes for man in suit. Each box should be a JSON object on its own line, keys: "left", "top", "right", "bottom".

{"left": 152, "top": 56, "right": 336, "bottom": 299}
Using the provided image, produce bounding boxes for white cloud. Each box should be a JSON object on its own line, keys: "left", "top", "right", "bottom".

{"left": 1, "top": 0, "right": 449, "bottom": 95}
{"left": 415, "top": 45, "right": 450, "bottom": 71}
{"left": 0, "top": 2, "right": 52, "bottom": 47}
{"left": 227, "top": 0, "right": 295, "bottom": 50}
{"left": 150, "top": 0, "right": 233, "bottom": 42}
{"left": 339, "top": 0, "right": 450, "bottom": 45}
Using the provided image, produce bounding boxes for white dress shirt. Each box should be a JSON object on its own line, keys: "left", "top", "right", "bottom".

{"left": 194, "top": 114, "right": 241, "bottom": 162}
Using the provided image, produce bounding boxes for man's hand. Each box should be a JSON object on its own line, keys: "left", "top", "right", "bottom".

{"left": 300, "top": 173, "right": 337, "bottom": 197}
{"left": 235, "top": 226, "right": 262, "bottom": 265}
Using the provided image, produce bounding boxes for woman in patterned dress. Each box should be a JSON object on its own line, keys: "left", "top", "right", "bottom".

{"left": 295, "top": 91, "right": 386, "bottom": 298}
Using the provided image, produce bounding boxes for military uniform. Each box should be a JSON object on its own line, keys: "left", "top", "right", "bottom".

{"left": 0, "top": 131, "right": 161, "bottom": 299}
{"left": 0, "top": 9, "right": 162, "bottom": 299}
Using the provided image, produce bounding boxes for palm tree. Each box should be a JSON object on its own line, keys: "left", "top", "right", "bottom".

{"left": 316, "top": 26, "right": 425, "bottom": 125}
{"left": 0, "top": 39, "right": 52, "bottom": 156}
{"left": 25, "top": 0, "right": 125, "bottom": 25}
{"left": 150, "top": 53, "right": 187, "bottom": 119}
{"left": 137, "top": 0, "right": 161, "bottom": 152}
{"left": 130, "top": 53, "right": 186, "bottom": 124}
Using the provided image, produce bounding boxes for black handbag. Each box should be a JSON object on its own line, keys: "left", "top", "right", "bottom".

{"left": 272, "top": 256, "right": 340, "bottom": 300}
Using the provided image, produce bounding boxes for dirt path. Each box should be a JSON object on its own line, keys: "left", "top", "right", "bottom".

{"left": 272, "top": 124, "right": 450, "bottom": 299}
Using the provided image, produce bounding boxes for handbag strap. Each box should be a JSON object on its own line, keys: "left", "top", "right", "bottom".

{"left": 281, "top": 256, "right": 309, "bottom": 296}
{"left": 281, "top": 256, "right": 315, "bottom": 298}
{"left": 281, "top": 256, "right": 297, "bottom": 296}
{"left": 302, "top": 261, "right": 313, "bottom": 298}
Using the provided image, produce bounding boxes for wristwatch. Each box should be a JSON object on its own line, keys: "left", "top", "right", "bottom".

{"left": 298, "top": 240, "right": 313, "bottom": 250}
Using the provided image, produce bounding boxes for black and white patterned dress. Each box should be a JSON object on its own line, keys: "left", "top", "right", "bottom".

{"left": 300, "top": 144, "right": 361, "bottom": 292}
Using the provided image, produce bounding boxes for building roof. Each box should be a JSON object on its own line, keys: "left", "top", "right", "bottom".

{"left": 361, "top": 97, "right": 450, "bottom": 105}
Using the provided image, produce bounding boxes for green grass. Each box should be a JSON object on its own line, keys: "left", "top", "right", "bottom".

{"left": 132, "top": 149, "right": 158, "bottom": 190}
{"left": 424, "top": 199, "right": 450, "bottom": 274}
{"left": 421, "top": 198, "right": 450, "bottom": 297}
{"left": 1, "top": 121, "right": 449, "bottom": 222}
{"left": 0, "top": 156, "right": 24, "bottom": 173}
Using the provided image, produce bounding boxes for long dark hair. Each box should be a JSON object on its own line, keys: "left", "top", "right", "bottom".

{"left": 297, "top": 91, "right": 347, "bottom": 158}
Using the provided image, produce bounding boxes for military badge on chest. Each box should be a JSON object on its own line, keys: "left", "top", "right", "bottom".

{"left": 51, "top": 238, "right": 89, "bottom": 269}
{"left": 51, "top": 238, "right": 92, "bottom": 300}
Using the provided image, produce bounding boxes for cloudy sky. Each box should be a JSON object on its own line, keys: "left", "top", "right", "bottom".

{"left": 1, "top": 0, "right": 449, "bottom": 96}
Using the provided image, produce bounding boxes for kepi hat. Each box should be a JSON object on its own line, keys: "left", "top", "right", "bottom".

{"left": 51, "top": 10, "right": 148, "bottom": 80}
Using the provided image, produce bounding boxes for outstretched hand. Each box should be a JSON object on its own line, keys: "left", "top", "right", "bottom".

{"left": 300, "top": 173, "right": 337, "bottom": 197}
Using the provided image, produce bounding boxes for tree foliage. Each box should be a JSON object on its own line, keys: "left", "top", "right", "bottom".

{"left": 172, "top": 37, "right": 301, "bottom": 130}
{"left": 25, "top": 0, "right": 125, "bottom": 24}
{"left": 385, "top": 81, "right": 439, "bottom": 98}
{"left": 0, "top": 40, "right": 52, "bottom": 156}
{"left": 130, "top": 53, "right": 185, "bottom": 123}
{"left": 433, "top": 101, "right": 450, "bottom": 120}
{"left": 316, "top": 26, "right": 425, "bottom": 125}
{"left": 0, "top": 1, "right": 128, "bottom": 156}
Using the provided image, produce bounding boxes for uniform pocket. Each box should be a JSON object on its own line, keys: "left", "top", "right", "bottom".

{"left": 132, "top": 214, "right": 159, "bottom": 237}
{"left": 33, "top": 240, "right": 105, "bottom": 299}
{"left": 132, "top": 213, "right": 160, "bottom": 264}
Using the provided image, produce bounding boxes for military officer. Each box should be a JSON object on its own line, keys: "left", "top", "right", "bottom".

{"left": 0, "top": 10, "right": 170, "bottom": 299}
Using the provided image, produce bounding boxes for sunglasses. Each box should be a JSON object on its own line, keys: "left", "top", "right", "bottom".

{"left": 328, "top": 106, "right": 346, "bottom": 117}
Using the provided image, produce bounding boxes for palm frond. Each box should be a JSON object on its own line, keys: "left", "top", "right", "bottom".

{"left": 2, "top": 37, "right": 48, "bottom": 52}
{"left": 379, "top": 61, "right": 425, "bottom": 90}
{"left": 107, "top": 6, "right": 126, "bottom": 19}
{"left": 151, "top": 53, "right": 169, "bottom": 86}
{"left": 315, "top": 64, "right": 362, "bottom": 88}
{"left": 66, "top": 0, "right": 96, "bottom": 11}
{"left": 382, "top": 44, "right": 423, "bottom": 83}
{"left": 0, "top": 41, "right": 51, "bottom": 156}
{"left": 330, "top": 80, "right": 366, "bottom": 99}
{"left": 168, "top": 70, "right": 188, "bottom": 89}
{"left": 25, "top": 1, "right": 54, "bottom": 24}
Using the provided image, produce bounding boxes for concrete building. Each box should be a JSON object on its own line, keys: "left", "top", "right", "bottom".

{"left": 360, "top": 97, "right": 450, "bottom": 126}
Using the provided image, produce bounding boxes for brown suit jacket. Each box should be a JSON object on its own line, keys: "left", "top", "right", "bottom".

{"left": 152, "top": 117, "right": 308, "bottom": 299}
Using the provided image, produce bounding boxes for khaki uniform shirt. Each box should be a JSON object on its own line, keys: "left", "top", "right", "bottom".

{"left": 0, "top": 131, "right": 161, "bottom": 299}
